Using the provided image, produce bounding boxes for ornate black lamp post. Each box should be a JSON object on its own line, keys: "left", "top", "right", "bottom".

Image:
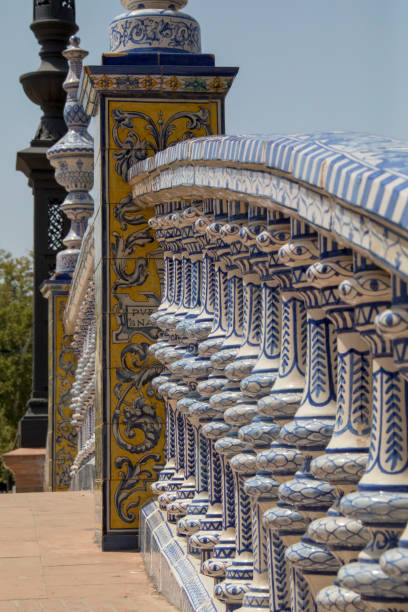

{"left": 16, "top": 0, "right": 78, "bottom": 447}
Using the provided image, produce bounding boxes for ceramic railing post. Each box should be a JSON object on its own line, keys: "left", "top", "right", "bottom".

{"left": 261, "top": 223, "right": 338, "bottom": 612}
{"left": 190, "top": 202, "right": 248, "bottom": 569}
{"left": 213, "top": 205, "right": 283, "bottom": 610}
{"left": 331, "top": 257, "right": 408, "bottom": 612}
{"left": 281, "top": 239, "right": 372, "bottom": 611}
{"left": 182, "top": 200, "right": 234, "bottom": 563}
{"left": 259, "top": 221, "right": 321, "bottom": 612}
{"left": 149, "top": 202, "right": 191, "bottom": 495}
{"left": 197, "top": 202, "right": 250, "bottom": 582}
{"left": 230, "top": 211, "right": 295, "bottom": 612}
{"left": 164, "top": 204, "right": 211, "bottom": 523}
{"left": 255, "top": 215, "right": 318, "bottom": 612}
{"left": 168, "top": 205, "right": 216, "bottom": 538}
{"left": 176, "top": 206, "right": 223, "bottom": 543}
{"left": 282, "top": 240, "right": 349, "bottom": 602}
{"left": 154, "top": 204, "right": 194, "bottom": 511}
{"left": 149, "top": 203, "right": 181, "bottom": 493}
{"left": 376, "top": 278, "right": 408, "bottom": 607}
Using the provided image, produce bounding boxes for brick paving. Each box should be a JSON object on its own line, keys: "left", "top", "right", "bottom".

{"left": 0, "top": 491, "right": 179, "bottom": 612}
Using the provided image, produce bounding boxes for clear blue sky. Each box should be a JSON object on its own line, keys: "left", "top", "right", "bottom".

{"left": 2, "top": 0, "right": 408, "bottom": 257}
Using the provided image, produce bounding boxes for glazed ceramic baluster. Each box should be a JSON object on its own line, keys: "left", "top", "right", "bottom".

{"left": 284, "top": 239, "right": 371, "bottom": 607}
{"left": 239, "top": 205, "right": 280, "bottom": 398}
{"left": 176, "top": 408, "right": 212, "bottom": 548}
{"left": 185, "top": 203, "right": 230, "bottom": 392}
{"left": 175, "top": 204, "right": 228, "bottom": 544}
{"left": 301, "top": 251, "right": 373, "bottom": 612}
{"left": 174, "top": 210, "right": 216, "bottom": 539}
{"left": 228, "top": 212, "right": 295, "bottom": 612}
{"left": 191, "top": 202, "right": 249, "bottom": 571}
{"left": 377, "top": 278, "right": 408, "bottom": 607}
{"left": 155, "top": 204, "right": 200, "bottom": 507}
{"left": 155, "top": 229, "right": 185, "bottom": 365}
{"left": 260, "top": 220, "right": 322, "bottom": 612}
{"left": 233, "top": 212, "right": 303, "bottom": 612}
{"left": 148, "top": 204, "right": 172, "bottom": 326}
{"left": 169, "top": 203, "right": 230, "bottom": 527}
{"left": 200, "top": 202, "right": 250, "bottom": 584}
{"left": 268, "top": 224, "right": 337, "bottom": 612}
{"left": 149, "top": 205, "right": 178, "bottom": 362}
{"left": 155, "top": 206, "right": 191, "bottom": 503}
{"left": 281, "top": 241, "right": 343, "bottom": 606}
{"left": 334, "top": 258, "right": 408, "bottom": 612}
{"left": 187, "top": 199, "right": 217, "bottom": 343}
{"left": 176, "top": 201, "right": 227, "bottom": 534}
{"left": 214, "top": 206, "right": 271, "bottom": 610}
{"left": 151, "top": 204, "right": 183, "bottom": 495}
{"left": 218, "top": 293, "right": 280, "bottom": 609}
{"left": 165, "top": 205, "right": 207, "bottom": 522}
{"left": 174, "top": 204, "right": 205, "bottom": 342}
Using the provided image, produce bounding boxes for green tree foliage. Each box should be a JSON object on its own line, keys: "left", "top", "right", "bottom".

{"left": 0, "top": 251, "right": 33, "bottom": 481}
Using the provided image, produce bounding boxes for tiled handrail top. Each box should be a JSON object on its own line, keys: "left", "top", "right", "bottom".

{"left": 129, "top": 132, "right": 408, "bottom": 232}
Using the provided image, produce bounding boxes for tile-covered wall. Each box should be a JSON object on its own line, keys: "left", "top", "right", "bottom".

{"left": 94, "top": 96, "right": 222, "bottom": 550}
{"left": 44, "top": 282, "right": 77, "bottom": 491}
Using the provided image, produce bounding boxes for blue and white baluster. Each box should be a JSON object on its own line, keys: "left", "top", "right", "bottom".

{"left": 262, "top": 222, "right": 329, "bottom": 612}
{"left": 236, "top": 212, "right": 305, "bottom": 612}
{"left": 286, "top": 242, "right": 371, "bottom": 609}
{"left": 198, "top": 202, "right": 250, "bottom": 584}
{"left": 281, "top": 238, "right": 346, "bottom": 606}
{"left": 155, "top": 205, "right": 195, "bottom": 509}
{"left": 164, "top": 205, "right": 208, "bottom": 522}
{"left": 305, "top": 257, "right": 372, "bottom": 612}
{"left": 213, "top": 207, "right": 269, "bottom": 610}
{"left": 184, "top": 202, "right": 230, "bottom": 395}
{"left": 377, "top": 278, "right": 408, "bottom": 609}
{"left": 334, "top": 257, "right": 408, "bottom": 612}
{"left": 176, "top": 208, "right": 228, "bottom": 542}
{"left": 150, "top": 203, "right": 182, "bottom": 495}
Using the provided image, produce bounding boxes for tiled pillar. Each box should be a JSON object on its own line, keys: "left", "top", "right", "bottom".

{"left": 41, "top": 280, "right": 77, "bottom": 491}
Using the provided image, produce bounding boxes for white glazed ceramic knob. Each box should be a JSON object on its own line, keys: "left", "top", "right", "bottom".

{"left": 112, "top": 0, "right": 200, "bottom": 54}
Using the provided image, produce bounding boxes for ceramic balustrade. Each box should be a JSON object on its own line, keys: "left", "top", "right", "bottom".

{"left": 375, "top": 278, "right": 408, "bottom": 610}
{"left": 323, "top": 255, "right": 408, "bottom": 612}
{"left": 219, "top": 211, "right": 299, "bottom": 612}
{"left": 167, "top": 202, "right": 230, "bottom": 525}
{"left": 196, "top": 202, "right": 250, "bottom": 581}
{"left": 140, "top": 186, "right": 408, "bottom": 612}
{"left": 212, "top": 205, "right": 285, "bottom": 610}
{"left": 70, "top": 280, "right": 96, "bottom": 480}
{"left": 188, "top": 201, "right": 243, "bottom": 567}
{"left": 154, "top": 202, "right": 208, "bottom": 510}
{"left": 262, "top": 223, "right": 336, "bottom": 610}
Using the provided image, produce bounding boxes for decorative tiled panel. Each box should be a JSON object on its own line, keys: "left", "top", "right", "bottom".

{"left": 95, "top": 96, "right": 221, "bottom": 549}
{"left": 46, "top": 285, "right": 77, "bottom": 491}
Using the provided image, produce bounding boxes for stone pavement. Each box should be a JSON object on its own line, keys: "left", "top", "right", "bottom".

{"left": 0, "top": 491, "right": 179, "bottom": 612}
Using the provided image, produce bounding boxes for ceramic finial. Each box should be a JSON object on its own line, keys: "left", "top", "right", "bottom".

{"left": 47, "top": 32, "right": 94, "bottom": 276}
{"left": 111, "top": 0, "right": 199, "bottom": 54}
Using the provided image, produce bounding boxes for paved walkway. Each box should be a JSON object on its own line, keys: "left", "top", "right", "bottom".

{"left": 0, "top": 491, "right": 179, "bottom": 612}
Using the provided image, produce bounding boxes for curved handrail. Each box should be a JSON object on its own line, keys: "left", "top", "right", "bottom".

{"left": 129, "top": 132, "right": 408, "bottom": 280}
